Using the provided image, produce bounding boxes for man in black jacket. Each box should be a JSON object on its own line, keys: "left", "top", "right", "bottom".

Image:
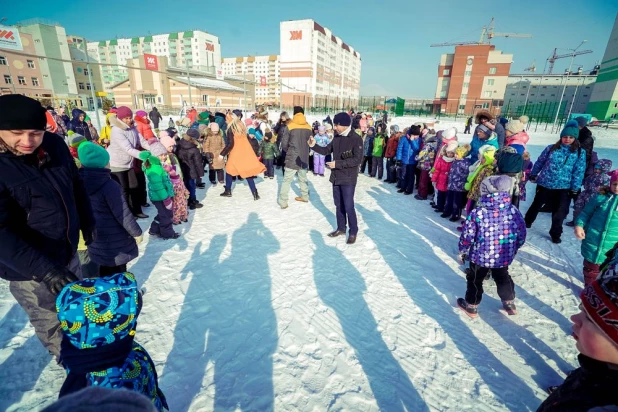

{"left": 575, "top": 116, "right": 594, "bottom": 177}
{"left": 310, "top": 112, "right": 363, "bottom": 244}
{"left": 0, "top": 95, "right": 95, "bottom": 359}
{"left": 149, "top": 106, "right": 163, "bottom": 130}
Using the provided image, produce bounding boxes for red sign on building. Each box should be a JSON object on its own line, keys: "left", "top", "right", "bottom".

{"left": 144, "top": 54, "right": 158, "bottom": 71}
{"left": 290, "top": 31, "right": 302, "bottom": 40}
{"left": 205, "top": 42, "right": 214, "bottom": 52}
{"left": 260, "top": 76, "right": 267, "bottom": 87}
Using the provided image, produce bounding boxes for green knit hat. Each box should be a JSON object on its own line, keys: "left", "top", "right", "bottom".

{"left": 78, "top": 142, "right": 110, "bottom": 168}
{"left": 69, "top": 133, "right": 87, "bottom": 148}
{"left": 560, "top": 120, "right": 580, "bottom": 139}
{"left": 85, "top": 115, "right": 91, "bottom": 122}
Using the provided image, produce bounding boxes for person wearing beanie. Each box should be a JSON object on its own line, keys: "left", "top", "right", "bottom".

{"left": 232, "top": 109, "right": 243, "bottom": 119}
{"left": 279, "top": 105, "right": 311, "bottom": 207}
{"left": 310, "top": 112, "right": 364, "bottom": 244}
{"left": 414, "top": 132, "right": 438, "bottom": 199}
{"left": 134, "top": 110, "right": 156, "bottom": 141}
{"left": 203, "top": 122, "right": 226, "bottom": 185}
{"left": 462, "top": 145, "right": 497, "bottom": 220}
{"left": 395, "top": 125, "right": 422, "bottom": 195}
{"left": 247, "top": 128, "right": 261, "bottom": 156}
{"left": 470, "top": 122, "right": 499, "bottom": 161}
{"left": 0, "top": 94, "right": 96, "bottom": 360}
{"left": 537, "top": 260, "right": 618, "bottom": 410}
{"left": 432, "top": 140, "right": 458, "bottom": 214}
{"left": 107, "top": 106, "right": 151, "bottom": 219}
{"left": 219, "top": 118, "right": 266, "bottom": 200}
{"left": 525, "top": 122, "right": 586, "bottom": 243}
{"left": 258, "top": 127, "right": 280, "bottom": 179}
{"left": 148, "top": 106, "right": 162, "bottom": 130}
{"left": 83, "top": 115, "right": 100, "bottom": 143}
{"left": 360, "top": 126, "right": 375, "bottom": 176}
{"left": 78, "top": 142, "right": 142, "bottom": 275}
{"left": 475, "top": 110, "right": 506, "bottom": 148}
{"left": 158, "top": 134, "right": 189, "bottom": 225}
{"left": 370, "top": 123, "right": 387, "bottom": 180}
{"left": 504, "top": 119, "right": 529, "bottom": 155}
{"left": 68, "top": 132, "right": 87, "bottom": 164}
{"left": 568, "top": 159, "right": 614, "bottom": 228}
{"left": 574, "top": 116, "right": 595, "bottom": 178}
{"left": 311, "top": 125, "right": 329, "bottom": 177}
{"left": 457, "top": 174, "right": 527, "bottom": 318}
{"left": 385, "top": 128, "right": 403, "bottom": 185}
{"left": 293, "top": 106, "right": 304, "bottom": 115}
{"left": 444, "top": 143, "right": 472, "bottom": 221}
{"left": 176, "top": 129, "right": 205, "bottom": 209}
{"left": 67, "top": 108, "right": 92, "bottom": 142}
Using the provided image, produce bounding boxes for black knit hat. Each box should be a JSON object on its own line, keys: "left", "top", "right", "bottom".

{"left": 409, "top": 125, "right": 422, "bottom": 136}
{"left": 333, "top": 112, "right": 351, "bottom": 127}
{"left": 293, "top": 106, "right": 304, "bottom": 115}
{"left": 0, "top": 95, "right": 47, "bottom": 131}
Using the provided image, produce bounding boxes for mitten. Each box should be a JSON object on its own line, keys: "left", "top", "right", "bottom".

{"left": 40, "top": 266, "right": 79, "bottom": 295}
{"left": 135, "top": 234, "right": 144, "bottom": 245}
{"left": 164, "top": 197, "right": 173, "bottom": 210}
{"left": 457, "top": 253, "right": 468, "bottom": 265}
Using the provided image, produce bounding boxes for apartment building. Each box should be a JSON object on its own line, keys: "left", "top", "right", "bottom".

{"left": 221, "top": 55, "right": 280, "bottom": 105}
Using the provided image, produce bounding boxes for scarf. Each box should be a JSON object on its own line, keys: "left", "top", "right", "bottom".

{"left": 442, "top": 155, "right": 455, "bottom": 163}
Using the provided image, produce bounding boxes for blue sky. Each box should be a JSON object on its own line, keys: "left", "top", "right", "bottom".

{"left": 4, "top": 0, "right": 617, "bottom": 98}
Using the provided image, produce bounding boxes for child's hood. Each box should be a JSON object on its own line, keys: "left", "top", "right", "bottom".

{"left": 56, "top": 272, "right": 141, "bottom": 349}
{"left": 478, "top": 191, "right": 513, "bottom": 209}
{"left": 598, "top": 159, "right": 613, "bottom": 173}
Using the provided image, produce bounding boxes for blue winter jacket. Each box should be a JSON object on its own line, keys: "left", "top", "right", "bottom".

{"left": 79, "top": 167, "right": 142, "bottom": 266}
{"left": 531, "top": 144, "right": 586, "bottom": 191}
{"left": 363, "top": 135, "right": 374, "bottom": 157}
{"left": 470, "top": 132, "right": 500, "bottom": 160}
{"left": 396, "top": 136, "right": 421, "bottom": 165}
{"left": 67, "top": 108, "right": 92, "bottom": 141}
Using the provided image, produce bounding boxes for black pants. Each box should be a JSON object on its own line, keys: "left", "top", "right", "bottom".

{"left": 465, "top": 263, "right": 515, "bottom": 305}
{"left": 525, "top": 185, "right": 570, "bottom": 239}
{"left": 371, "top": 156, "right": 384, "bottom": 179}
{"left": 464, "top": 125, "right": 471, "bottom": 134}
{"left": 111, "top": 170, "right": 143, "bottom": 216}
{"left": 150, "top": 200, "right": 175, "bottom": 239}
{"left": 436, "top": 190, "right": 447, "bottom": 211}
{"left": 263, "top": 159, "right": 275, "bottom": 177}
{"left": 135, "top": 169, "right": 147, "bottom": 207}
{"left": 99, "top": 263, "right": 127, "bottom": 278}
{"left": 386, "top": 158, "right": 396, "bottom": 182}
{"left": 404, "top": 164, "right": 416, "bottom": 193}
{"left": 209, "top": 168, "right": 224, "bottom": 183}
{"left": 360, "top": 156, "right": 372, "bottom": 174}
{"left": 333, "top": 184, "right": 358, "bottom": 235}
{"left": 445, "top": 190, "right": 465, "bottom": 218}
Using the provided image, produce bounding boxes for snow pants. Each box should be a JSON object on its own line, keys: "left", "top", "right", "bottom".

{"left": 360, "top": 156, "right": 372, "bottom": 174}
{"left": 525, "top": 186, "right": 570, "bottom": 239}
{"left": 313, "top": 154, "right": 325, "bottom": 175}
{"left": 9, "top": 254, "right": 82, "bottom": 358}
{"left": 371, "top": 156, "right": 384, "bottom": 179}
{"left": 583, "top": 259, "right": 600, "bottom": 286}
{"left": 445, "top": 190, "right": 465, "bottom": 218}
{"left": 386, "top": 158, "right": 397, "bottom": 182}
{"left": 465, "top": 263, "right": 515, "bottom": 305}
{"left": 403, "top": 164, "right": 416, "bottom": 193}
{"left": 150, "top": 200, "right": 176, "bottom": 239}
{"left": 417, "top": 170, "right": 431, "bottom": 199}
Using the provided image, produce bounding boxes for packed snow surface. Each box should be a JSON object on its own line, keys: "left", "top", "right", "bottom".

{"left": 1, "top": 116, "right": 617, "bottom": 411}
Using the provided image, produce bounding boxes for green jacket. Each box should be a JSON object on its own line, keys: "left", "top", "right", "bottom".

{"left": 139, "top": 151, "right": 174, "bottom": 202}
{"left": 576, "top": 193, "right": 618, "bottom": 264}
{"left": 259, "top": 141, "right": 280, "bottom": 160}
{"left": 372, "top": 134, "right": 385, "bottom": 157}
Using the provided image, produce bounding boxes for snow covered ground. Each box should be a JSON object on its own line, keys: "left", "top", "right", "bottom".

{"left": 1, "top": 117, "right": 618, "bottom": 411}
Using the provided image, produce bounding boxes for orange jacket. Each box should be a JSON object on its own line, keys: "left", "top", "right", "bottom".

{"left": 134, "top": 116, "right": 155, "bottom": 140}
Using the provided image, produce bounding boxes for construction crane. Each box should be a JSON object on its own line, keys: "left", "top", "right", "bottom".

{"left": 546, "top": 48, "right": 594, "bottom": 74}
{"left": 524, "top": 61, "right": 536, "bottom": 72}
{"left": 430, "top": 17, "right": 531, "bottom": 47}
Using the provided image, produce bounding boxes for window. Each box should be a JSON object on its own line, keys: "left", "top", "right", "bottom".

{"left": 483, "top": 91, "right": 492, "bottom": 98}
{"left": 79, "top": 82, "right": 85, "bottom": 90}
{"left": 463, "top": 82, "right": 469, "bottom": 88}
{"left": 459, "top": 105, "right": 465, "bottom": 110}
{"left": 442, "top": 69, "right": 450, "bottom": 76}
{"left": 464, "top": 71, "right": 471, "bottom": 77}
{"left": 487, "top": 79, "right": 495, "bottom": 86}
{"left": 439, "top": 91, "right": 447, "bottom": 98}
{"left": 27, "top": 60, "right": 35, "bottom": 68}
{"left": 0, "top": 56, "right": 6, "bottom": 65}
{"left": 4, "top": 75, "right": 11, "bottom": 84}
{"left": 84, "top": 68, "right": 89, "bottom": 76}
{"left": 202, "top": 94, "right": 209, "bottom": 103}
{"left": 32, "top": 77, "right": 39, "bottom": 86}
{"left": 86, "top": 83, "right": 92, "bottom": 90}
{"left": 489, "top": 67, "right": 497, "bottom": 74}
{"left": 482, "top": 103, "right": 489, "bottom": 109}
{"left": 18, "top": 76, "right": 26, "bottom": 85}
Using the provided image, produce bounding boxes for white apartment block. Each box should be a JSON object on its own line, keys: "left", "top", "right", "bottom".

{"left": 280, "top": 19, "right": 361, "bottom": 109}
{"left": 88, "top": 30, "right": 221, "bottom": 95}
{"left": 221, "top": 55, "right": 280, "bottom": 105}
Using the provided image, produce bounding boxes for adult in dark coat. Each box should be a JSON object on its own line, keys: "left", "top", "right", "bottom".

{"left": 273, "top": 112, "right": 290, "bottom": 172}
{"left": 575, "top": 116, "right": 594, "bottom": 177}
{"left": 67, "top": 108, "right": 92, "bottom": 141}
{"left": 278, "top": 106, "right": 311, "bottom": 208}
{"left": 149, "top": 107, "right": 163, "bottom": 129}
{"left": 0, "top": 95, "right": 95, "bottom": 358}
{"left": 176, "top": 129, "right": 204, "bottom": 208}
{"left": 310, "top": 112, "right": 363, "bottom": 244}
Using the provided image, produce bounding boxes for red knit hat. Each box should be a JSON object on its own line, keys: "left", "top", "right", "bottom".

{"left": 581, "top": 261, "right": 618, "bottom": 346}
{"left": 116, "top": 106, "right": 133, "bottom": 120}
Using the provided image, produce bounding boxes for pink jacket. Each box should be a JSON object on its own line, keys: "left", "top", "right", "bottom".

{"left": 433, "top": 137, "right": 457, "bottom": 168}
{"left": 432, "top": 156, "right": 454, "bottom": 192}
{"left": 506, "top": 131, "right": 529, "bottom": 148}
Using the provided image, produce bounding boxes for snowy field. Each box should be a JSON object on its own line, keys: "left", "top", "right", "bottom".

{"left": 1, "top": 116, "right": 618, "bottom": 411}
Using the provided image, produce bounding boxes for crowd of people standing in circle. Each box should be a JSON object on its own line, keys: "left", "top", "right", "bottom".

{"left": 1, "top": 92, "right": 618, "bottom": 410}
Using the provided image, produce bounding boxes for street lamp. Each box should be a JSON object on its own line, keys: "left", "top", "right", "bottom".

{"left": 553, "top": 40, "right": 587, "bottom": 131}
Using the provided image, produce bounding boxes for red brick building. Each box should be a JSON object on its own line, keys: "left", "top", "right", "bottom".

{"left": 433, "top": 45, "right": 512, "bottom": 116}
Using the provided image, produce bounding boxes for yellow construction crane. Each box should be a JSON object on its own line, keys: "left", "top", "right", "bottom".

{"left": 430, "top": 17, "right": 532, "bottom": 47}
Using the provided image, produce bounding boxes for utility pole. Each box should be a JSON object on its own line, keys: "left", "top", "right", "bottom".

{"left": 186, "top": 55, "right": 192, "bottom": 108}
{"left": 82, "top": 38, "right": 101, "bottom": 130}
{"left": 553, "top": 40, "right": 587, "bottom": 132}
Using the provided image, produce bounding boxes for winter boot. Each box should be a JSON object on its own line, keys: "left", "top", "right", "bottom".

{"left": 502, "top": 300, "right": 517, "bottom": 315}
{"left": 565, "top": 220, "right": 575, "bottom": 227}
{"left": 457, "top": 298, "right": 478, "bottom": 318}
{"left": 253, "top": 190, "right": 260, "bottom": 201}
{"left": 220, "top": 189, "right": 232, "bottom": 197}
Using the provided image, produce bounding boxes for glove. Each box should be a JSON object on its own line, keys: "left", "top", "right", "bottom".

{"left": 457, "top": 253, "right": 468, "bottom": 265}
{"left": 341, "top": 150, "right": 353, "bottom": 160}
{"left": 135, "top": 234, "right": 144, "bottom": 245}
{"left": 40, "top": 266, "right": 79, "bottom": 295}
{"left": 164, "top": 198, "right": 173, "bottom": 210}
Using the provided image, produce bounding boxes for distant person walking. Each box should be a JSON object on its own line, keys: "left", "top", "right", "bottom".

{"left": 464, "top": 116, "right": 473, "bottom": 134}
{"left": 149, "top": 106, "right": 163, "bottom": 130}
{"left": 278, "top": 106, "right": 312, "bottom": 209}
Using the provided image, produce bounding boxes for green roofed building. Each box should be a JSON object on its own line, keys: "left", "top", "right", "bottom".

{"left": 587, "top": 13, "right": 618, "bottom": 121}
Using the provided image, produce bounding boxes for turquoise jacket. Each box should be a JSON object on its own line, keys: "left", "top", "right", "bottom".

{"left": 576, "top": 193, "right": 618, "bottom": 264}
{"left": 139, "top": 152, "right": 174, "bottom": 202}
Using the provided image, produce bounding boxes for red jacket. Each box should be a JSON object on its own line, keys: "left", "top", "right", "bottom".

{"left": 432, "top": 156, "right": 454, "bottom": 192}
{"left": 134, "top": 116, "right": 155, "bottom": 140}
{"left": 384, "top": 134, "right": 400, "bottom": 158}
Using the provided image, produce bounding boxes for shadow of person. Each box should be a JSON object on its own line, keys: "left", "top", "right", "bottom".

{"left": 307, "top": 180, "right": 336, "bottom": 226}
{"left": 161, "top": 213, "right": 280, "bottom": 411}
{"left": 357, "top": 201, "right": 541, "bottom": 410}
{"left": 310, "top": 230, "right": 428, "bottom": 411}
{"left": 0, "top": 304, "right": 29, "bottom": 350}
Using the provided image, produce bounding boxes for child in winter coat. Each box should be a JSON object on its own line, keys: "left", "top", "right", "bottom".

{"left": 464, "top": 145, "right": 497, "bottom": 214}
{"left": 77, "top": 142, "right": 143, "bottom": 277}
{"left": 505, "top": 117, "right": 530, "bottom": 155}
{"left": 248, "top": 128, "right": 261, "bottom": 156}
{"left": 56, "top": 272, "right": 168, "bottom": 411}
{"left": 168, "top": 117, "right": 175, "bottom": 129}
{"left": 371, "top": 124, "right": 386, "bottom": 180}
{"left": 445, "top": 144, "right": 472, "bottom": 222}
{"left": 360, "top": 127, "right": 375, "bottom": 175}
{"left": 139, "top": 149, "right": 179, "bottom": 240}
{"left": 202, "top": 122, "right": 226, "bottom": 185}
{"left": 574, "top": 170, "right": 618, "bottom": 285}
{"left": 415, "top": 134, "right": 438, "bottom": 200}
{"left": 258, "top": 131, "right": 280, "bottom": 179}
{"left": 432, "top": 141, "right": 458, "bottom": 214}
{"left": 397, "top": 126, "right": 422, "bottom": 194}
{"left": 537, "top": 259, "right": 618, "bottom": 410}
{"left": 134, "top": 110, "right": 155, "bottom": 141}
{"left": 176, "top": 129, "right": 204, "bottom": 210}
{"left": 99, "top": 113, "right": 115, "bottom": 148}
{"left": 160, "top": 133, "right": 189, "bottom": 225}
{"left": 85, "top": 116, "right": 100, "bottom": 144}
{"left": 309, "top": 125, "right": 328, "bottom": 177}
{"left": 519, "top": 152, "right": 533, "bottom": 202}
{"left": 384, "top": 130, "right": 401, "bottom": 184}
{"left": 457, "top": 175, "right": 527, "bottom": 317}
{"left": 569, "top": 158, "right": 613, "bottom": 225}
